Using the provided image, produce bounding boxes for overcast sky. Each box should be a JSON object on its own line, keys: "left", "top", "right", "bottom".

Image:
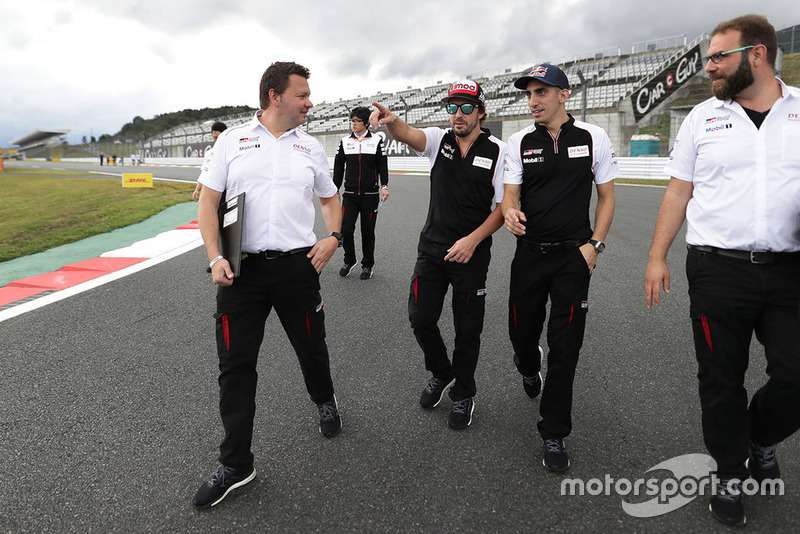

{"left": 1, "top": 0, "right": 798, "bottom": 146}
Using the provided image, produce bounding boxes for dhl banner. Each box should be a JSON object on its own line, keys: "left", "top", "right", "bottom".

{"left": 122, "top": 173, "right": 154, "bottom": 188}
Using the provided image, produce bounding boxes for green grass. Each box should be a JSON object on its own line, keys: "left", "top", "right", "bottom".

{"left": 616, "top": 178, "right": 669, "bottom": 186}
{"left": 781, "top": 52, "right": 800, "bottom": 87}
{"left": 1, "top": 168, "right": 195, "bottom": 262}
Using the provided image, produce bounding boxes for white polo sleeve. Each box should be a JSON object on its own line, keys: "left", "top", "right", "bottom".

{"left": 415, "top": 127, "right": 446, "bottom": 165}
{"left": 592, "top": 129, "right": 621, "bottom": 185}
{"left": 312, "top": 141, "right": 338, "bottom": 199}
{"left": 504, "top": 131, "right": 523, "bottom": 186}
{"left": 492, "top": 139, "right": 507, "bottom": 203}
{"left": 663, "top": 111, "right": 697, "bottom": 182}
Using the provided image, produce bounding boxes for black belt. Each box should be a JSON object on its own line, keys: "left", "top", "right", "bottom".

{"left": 519, "top": 239, "right": 588, "bottom": 254}
{"left": 688, "top": 245, "right": 799, "bottom": 264}
{"left": 245, "top": 247, "right": 312, "bottom": 260}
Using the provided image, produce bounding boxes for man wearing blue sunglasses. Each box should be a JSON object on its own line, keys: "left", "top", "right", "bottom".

{"left": 370, "top": 80, "right": 507, "bottom": 430}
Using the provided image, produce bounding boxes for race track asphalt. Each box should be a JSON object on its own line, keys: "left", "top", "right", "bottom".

{"left": 0, "top": 164, "right": 796, "bottom": 533}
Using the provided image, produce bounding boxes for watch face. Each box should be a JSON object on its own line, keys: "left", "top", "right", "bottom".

{"left": 596, "top": 242, "right": 605, "bottom": 253}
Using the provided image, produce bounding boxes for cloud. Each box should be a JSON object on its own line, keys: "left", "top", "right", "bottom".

{"left": 1, "top": 0, "right": 799, "bottom": 146}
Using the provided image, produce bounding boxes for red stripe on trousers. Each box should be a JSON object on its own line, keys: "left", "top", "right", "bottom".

{"left": 306, "top": 312, "right": 311, "bottom": 339}
{"left": 568, "top": 305, "right": 574, "bottom": 329}
{"left": 513, "top": 304, "right": 517, "bottom": 329}
{"left": 222, "top": 314, "right": 230, "bottom": 351}
{"left": 701, "top": 314, "right": 713, "bottom": 352}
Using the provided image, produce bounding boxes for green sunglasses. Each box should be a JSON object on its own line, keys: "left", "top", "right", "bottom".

{"left": 445, "top": 103, "right": 476, "bottom": 115}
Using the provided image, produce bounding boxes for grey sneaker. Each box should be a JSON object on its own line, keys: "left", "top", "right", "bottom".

{"left": 522, "top": 346, "right": 544, "bottom": 398}
{"left": 710, "top": 478, "right": 745, "bottom": 526}
{"left": 339, "top": 263, "right": 355, "bottom": 277}
{"left": 193, "top": 464, "right": 256, "bottom": 508}
{"left": 317, "top": 395, "right": 342, "bottom": 438}
{"left": 420, "top": 376, "right": 455, "bottom": 409}
{"left": 448, "top": 397, "right": 475, "bottom": 430}
{"left": 542, "top": 438, "right": 570, "bottom": 472}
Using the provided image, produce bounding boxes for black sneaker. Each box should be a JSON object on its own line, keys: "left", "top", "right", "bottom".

{"left": 542, "top": 438, "right": 570, "bottom": 472}
{"left": 419, "top": 376, "right": 455, "bottom": 409}
{"left": 448, "top": 397, "right": 475, "bottom": 430}
{"left": 710, "top": 478, "right": 745, "bottom": 526}
{"left": 339, "top": 263, "right": 355, "bottom": 277}
{"left": 317, "top": 395, "right": 342, "bottom": 438}
{"left": 193, "top": 464, "right": 256, "bottom": 508}
{"left": 522, "top": 346, "right": 544, "bottom": 398}
{"left": 748, "top": 439, "right": 780, "bottom": 482}
{"left": 360, "top": 266, "right": 373, "bottom": 279}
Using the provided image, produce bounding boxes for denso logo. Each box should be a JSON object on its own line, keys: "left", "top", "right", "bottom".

{"left": 789, "top": 113, "right": 800, "bottom": 121}
{"left": 293, "top": 143, "right": 311, "bottom": 154}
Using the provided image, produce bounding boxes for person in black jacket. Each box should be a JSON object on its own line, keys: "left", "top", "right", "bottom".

{"left": 333, "top": 106, "right": 389, "bottom": 280}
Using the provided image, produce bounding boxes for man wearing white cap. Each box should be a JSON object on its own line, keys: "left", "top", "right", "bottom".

{"left": 502, "top": 63, "right": 618, "bottom": 471}
{"left": 370, "top": 80, "right": 506, "bottom": 429}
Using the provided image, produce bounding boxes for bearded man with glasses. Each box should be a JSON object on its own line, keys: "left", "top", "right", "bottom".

{"left": 645, "top": 14, "right": 800, "bottom": 526}
{"left": 370, "top": 81, "right": 506, "bottom": 430}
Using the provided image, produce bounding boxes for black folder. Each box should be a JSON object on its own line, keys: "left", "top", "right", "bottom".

{"left": 219, "top": 192, "right": 245, "bottom": 277}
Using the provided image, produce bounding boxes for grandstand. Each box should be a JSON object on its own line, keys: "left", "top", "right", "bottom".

{"left": 136, "top": 33, "right": 707, "bottom": 160}
{"left": 11, "top": 129, "right": 70, "bottom": 159}
{"left": 127, "top": 25, "right": 792, "bottom": 160}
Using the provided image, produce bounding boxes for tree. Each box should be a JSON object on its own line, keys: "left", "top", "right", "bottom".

{"left": 81, "top": 135, "right": 87, "bottom": 144}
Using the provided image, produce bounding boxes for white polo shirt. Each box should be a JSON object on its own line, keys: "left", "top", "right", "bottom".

{"left": 665, "top": 78, "right": 800, "bottom": 252}
{"left": 199, "top": 111, "right": 338, "bottom": 253}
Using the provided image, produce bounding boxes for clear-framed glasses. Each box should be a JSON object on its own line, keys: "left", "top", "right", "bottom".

{"left": 445, "top": 103, "right": 476, "bottom": 115}
{"left": 703, "top": 45, "right": 755, "bottom": 65}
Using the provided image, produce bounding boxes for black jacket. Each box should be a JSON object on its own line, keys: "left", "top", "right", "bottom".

{"left": 333, "top": 131, "right": 389, "bottom": 195}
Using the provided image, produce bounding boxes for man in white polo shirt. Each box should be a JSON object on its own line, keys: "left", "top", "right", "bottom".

{"left": 193, "top": 61, "right": 343, "bottom": 508}
{"left": 645, "top": 15, "right": 800, "bottom": 526}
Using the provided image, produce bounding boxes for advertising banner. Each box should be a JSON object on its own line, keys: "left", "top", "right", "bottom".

{"left": 632, "top": 45, "right": 703, "bottom": 122}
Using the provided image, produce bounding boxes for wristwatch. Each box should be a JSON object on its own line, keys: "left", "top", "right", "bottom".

{"left": 588, "top": 239, "right": 605, "bottom": 253}
{"left": 330, "top": 232, "right": 343, "bottom": 247}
